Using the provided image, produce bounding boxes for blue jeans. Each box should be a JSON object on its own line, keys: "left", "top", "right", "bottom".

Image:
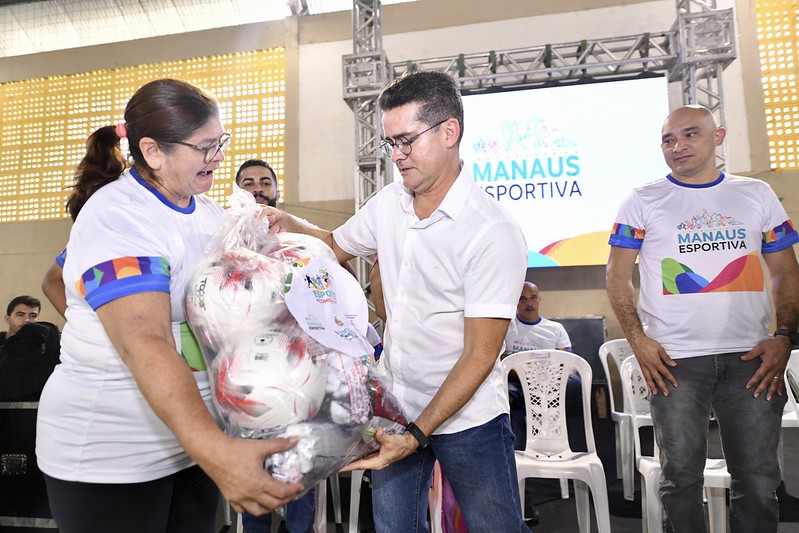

{"left": 649, "top": 353, "right": 786, "bottom": 533}
{"left": 241, "top": 488, "right": 315, "bottom": 533}
{"left": 371, "top": 414, "right": 527, "bottom": 533}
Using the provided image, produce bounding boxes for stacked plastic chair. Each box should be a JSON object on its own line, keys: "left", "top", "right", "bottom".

{"left": 598, "top": 338, "right": 637, "bottom": 501}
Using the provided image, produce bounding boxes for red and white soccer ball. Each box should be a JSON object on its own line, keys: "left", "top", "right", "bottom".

{"left": 185, "top": 250, "right": 290, "bottom": 347}
{"left": 260, "top": 233, "right": 337, "bottom": 265}
{"left": 214, "top": 330, "right": 327, "bottom": 429}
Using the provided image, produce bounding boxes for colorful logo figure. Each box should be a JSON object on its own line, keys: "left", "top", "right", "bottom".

{"left": 471, "top": 115, "right": 577, "bottom": 159}
{"left": 676, "top": 209, "right": 744, "bottom": 231}
{"left": 306, "top": 268, "right": 336, "bottom": 304}
{"left": 305, "top": 269, "right": 332, "bottom": 291}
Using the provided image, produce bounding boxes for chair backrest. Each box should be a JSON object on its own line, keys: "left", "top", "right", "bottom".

{"left": 501, "top": 349, "right": 595, "bottom": 457}
{"left": 598, "top": 339, "right": 635, "bottom": 416}
{"left": 619, "top": 357, "right": 656, "bottom": 460}
{"left": 786, "top": 349, "right": 799, "bottom": 418}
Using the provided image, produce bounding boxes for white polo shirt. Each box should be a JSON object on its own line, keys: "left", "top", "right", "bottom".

{"left": 333, "top": 166, "right": 527, "bottom": 434}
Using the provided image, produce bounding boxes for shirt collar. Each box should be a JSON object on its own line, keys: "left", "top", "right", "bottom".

{"left": 398, "top": 162, "right": 472, "bottom": 221}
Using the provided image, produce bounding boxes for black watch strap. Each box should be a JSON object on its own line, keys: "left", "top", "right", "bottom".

{"left": 774, "top": 329, "right": 799, "bottom": 346}
{"left": 405, "top": 422, "right": 432, "bottom": 451}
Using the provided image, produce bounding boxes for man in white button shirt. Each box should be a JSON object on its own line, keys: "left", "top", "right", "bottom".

{"left": 267, "top": 71, "right": 529, "bottom": 532}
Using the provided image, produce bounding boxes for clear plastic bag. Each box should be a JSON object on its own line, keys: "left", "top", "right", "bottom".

{"left": 184, "top": 189, "right": 407, "bottom": 491}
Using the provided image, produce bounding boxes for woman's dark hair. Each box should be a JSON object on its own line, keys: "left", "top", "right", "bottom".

{"left": 66, "top": 79, "right": 219, "bottom": 220}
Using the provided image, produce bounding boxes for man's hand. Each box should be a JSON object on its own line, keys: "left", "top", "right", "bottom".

{"left": 741, "top": 336, "right": 791, "bottom": 400}
{"left": 201, "top": 435, "right": 304, "bottom": 517}
{"left": 340, "top": 428, "right": 419, "bottom": 472}
{"left": 262, "top": 206, "right": 286, "bottom": 234}
{"left": 629, "top": 334, "right": 677, "bottom": 396}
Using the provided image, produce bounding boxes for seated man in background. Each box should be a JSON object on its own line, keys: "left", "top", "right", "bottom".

{"left": 0, "top": 295, "right": 41, "bottom": 347}
{"left": 504, "top": 282, "right": 582, "bottom": 439}
{"left": 0, "top": 295, "right": 60, "bottom": 401}
{"left": 504, "top": 282, "right": 572, "bottom": 356}
{"left": 504, "top": 282, "right": 582, "bottom": 525}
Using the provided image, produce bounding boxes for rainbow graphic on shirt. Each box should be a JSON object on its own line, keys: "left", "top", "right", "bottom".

{"left": 662, "top": 252, "right": 764, "bottom": 295}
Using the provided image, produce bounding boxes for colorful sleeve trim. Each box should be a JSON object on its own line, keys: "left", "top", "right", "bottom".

{"left": 77, "top": 256, "right": 171, "bottom": 310}
{"left": 55, "top": 248, "right": 67, "bottom": 267}
{"left": 608, "top": 222, "right": 644, "bottom": 249}
{"left": 762, "top": 220, "right": 799, "bottom": 254}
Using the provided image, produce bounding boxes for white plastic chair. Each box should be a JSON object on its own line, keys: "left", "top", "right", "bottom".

{"left": 318, "top": 470, "right": 367, "bottom": 532}
{"left": 786, "top": 350, "right": 799, "bottom": 419}
{"left": 782, "top": 350, "right": 799, "bottom": 474}
{"left": 619, "top": 357, "right": 730, "bottom": 533}
{"left": 598, "top": 338, "right": 637, "bottom": 501}
{"left": 345, "top": 469, "right": 366, "bottom": 533}
{"left": 230, "top": 471, "right": 355, "bottom": 533}
{"left": 315, "top": 475, "right": 343, "bottom": 532}
{"left": 501, "top": 349, "right": 611, "bottom": 533}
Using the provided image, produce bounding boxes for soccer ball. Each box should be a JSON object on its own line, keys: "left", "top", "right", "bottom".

{"left": 214, "top": 329, "right": 327, "bottom": 429}
{"left": 185, "top": 250, "right": 290, "bottom": 346}
{"left": 261, "top": 233, "right": 337, "bottom": 265}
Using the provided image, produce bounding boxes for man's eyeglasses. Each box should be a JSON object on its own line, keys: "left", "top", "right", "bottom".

{"left": 172, "top": 132, "right": 232, "bottom": 163}
{"left": 379, "top": 119, "right": 447, "bottom": 158}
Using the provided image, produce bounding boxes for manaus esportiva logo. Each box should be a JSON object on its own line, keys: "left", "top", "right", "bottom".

{"left": 470, "top": 115, "right": 582, "bottom": 202}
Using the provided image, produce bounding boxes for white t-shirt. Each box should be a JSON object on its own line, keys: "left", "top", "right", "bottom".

{"left": 504, "top": 316, "right": 572, "bottom": 354}
{"left": 333, "top": 166, "right": 527, "bottom": 434}
{"left": 609, "top": 173, "right": 799, "bottom": 359}
{"left": 36, "top": 169, "right": 223, "bottom": 483}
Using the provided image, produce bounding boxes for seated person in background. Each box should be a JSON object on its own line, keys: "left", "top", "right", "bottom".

{"left": 0, "top": 295, "right": 60, "bottom": 401}
{"left": 504, "top": 281, "right": 583, "bottom": 429}
{"left": 504, "top": 282, "right": 582, "bottom": 524}
{"left": 1, "top": 295, "right": 41, "bottom": 347}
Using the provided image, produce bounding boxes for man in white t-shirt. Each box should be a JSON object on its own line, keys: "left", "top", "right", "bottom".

{"left": 504, "top": 281, "right": 583, "bottom": 423}
{"left": 607, "top": 105, "right": 799, "bottom": 532}
{"left": 503, "top": 281, "right": 579, "bottom": 524}
{"left": 504, "top": 282, "right": 571, "bottom": 355}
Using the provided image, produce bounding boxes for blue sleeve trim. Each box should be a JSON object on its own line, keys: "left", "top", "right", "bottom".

{"left": 608, "top": 235, "right": 642, "bottom": 249}
{"left": 762, "top": 231, "right": 799, "bottom": 254}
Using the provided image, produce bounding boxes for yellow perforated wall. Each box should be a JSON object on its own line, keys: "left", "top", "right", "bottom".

{"left": 0, "top": 47, "right": 286, "bottom": 223}
{"left": 755, "top": 0, "right": 799, "bottom": 170}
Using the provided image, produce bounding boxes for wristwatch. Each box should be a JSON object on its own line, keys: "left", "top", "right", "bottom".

{"left": 405, "top": 422, "right": 433, "bottom": 451}
{"left": 773, "top": 329, "right": 799, "bottom": 346}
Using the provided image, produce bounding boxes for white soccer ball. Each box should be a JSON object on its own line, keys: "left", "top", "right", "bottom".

{"left": 214, "top": 330, "right": 327, "bottom": 429}
{"left": 260, "top": 233, "right": 337, "bottom": 265}
{"left": 185, "top": 250, "right": 290, "bottom": 346}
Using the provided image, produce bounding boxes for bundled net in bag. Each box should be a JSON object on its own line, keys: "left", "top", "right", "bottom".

{"left": 184, "top": 189, "right": 406, "bottom": 492}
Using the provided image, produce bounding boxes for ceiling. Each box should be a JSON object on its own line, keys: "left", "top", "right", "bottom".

{"left": 0, "top": 0, "right": 414, "bottom": 58}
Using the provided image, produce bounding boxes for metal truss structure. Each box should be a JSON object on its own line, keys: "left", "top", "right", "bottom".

{"left": 341, "top": 0, "right": 737, "bottom": 299}
{"left": 342, "top": 0, "right": 389, "bottom": 309}
{"left": 671, "top": 1, "right": 737, "bottom": 169}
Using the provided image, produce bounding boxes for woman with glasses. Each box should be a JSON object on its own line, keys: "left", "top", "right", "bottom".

{"left": 36, "top": 78, "right": 302, "bottom": 533}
